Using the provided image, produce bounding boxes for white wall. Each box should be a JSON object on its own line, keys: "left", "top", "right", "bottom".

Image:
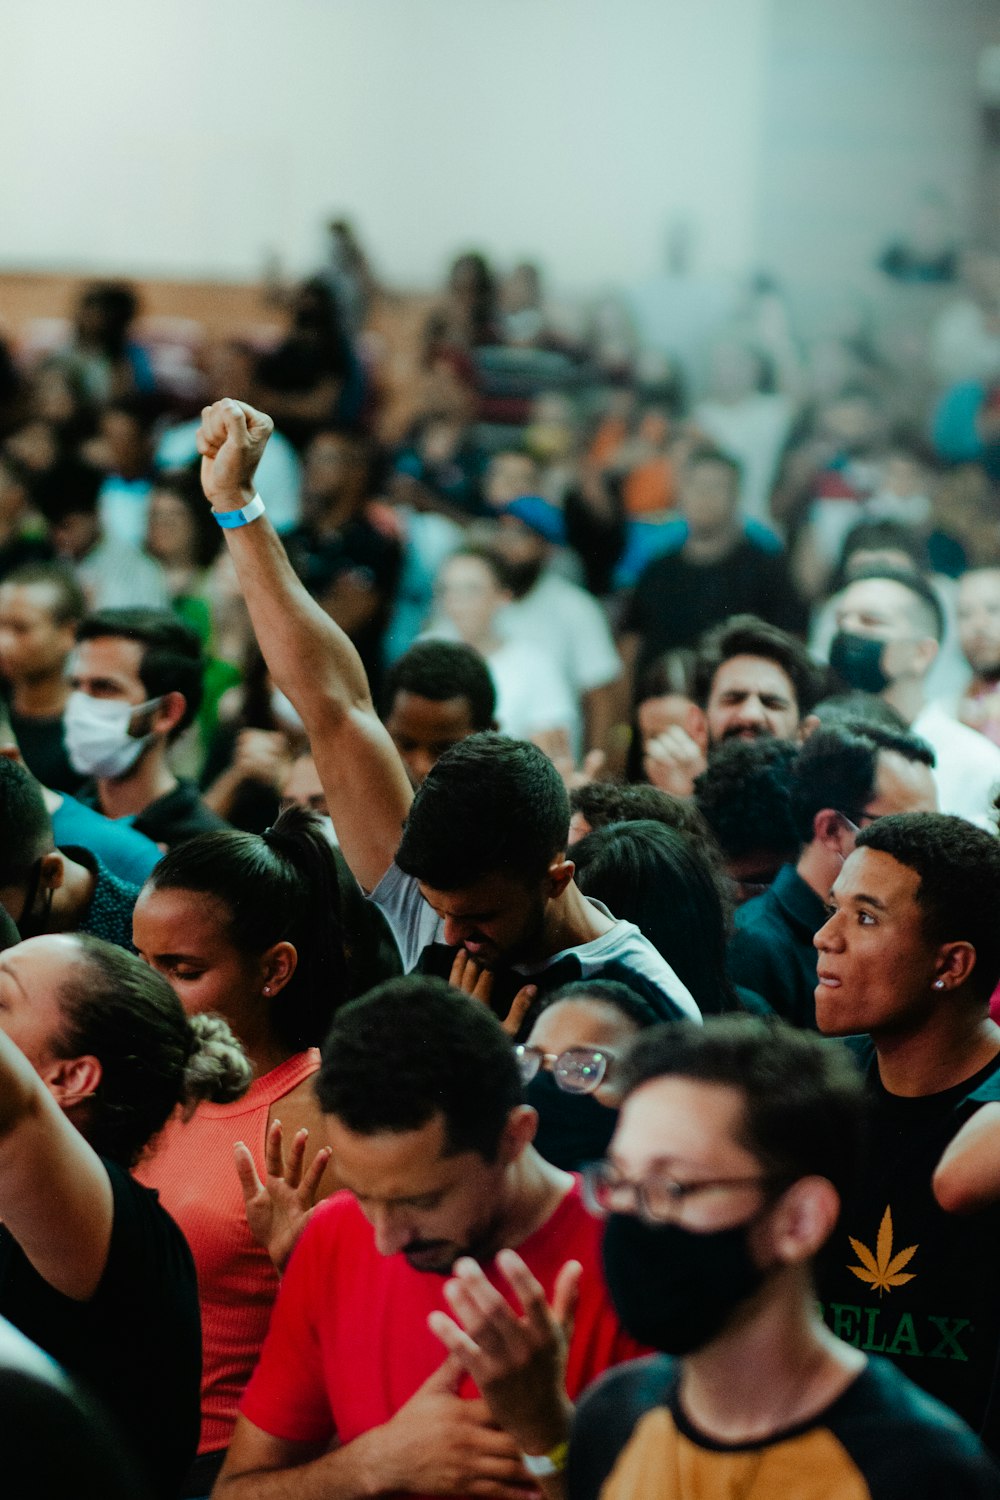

{"left": 2, "top": 0, "right": 769, "bottom": 289}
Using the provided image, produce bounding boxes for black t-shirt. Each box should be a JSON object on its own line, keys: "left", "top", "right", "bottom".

{"left": 569, "top": 1353, "right": 1000, "bottom": 1499}
{"left": 818, "top": 1051, "right": 1000, "bottom": 1451}
{"left": 129, "top": 778, "right": 228, "bottom": 848}
{"left": 0, "top": 1157, "right": 201, "bottom": 1499}
{"left": 622, "top": 538, "right": 807, "bottom": 685}
{"left": 8, "top": 705, "right": 87, "bottom": 795}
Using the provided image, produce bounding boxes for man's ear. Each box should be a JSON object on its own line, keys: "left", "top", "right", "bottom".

{"left": 40, "top": 1054, "right": 102, "bottom": 1111}
{"left": 546, "top": 856, "right": 575, "bottom": 898}
{"left": 151, "top": 691, "right": 187, "bottom": 737}
{"left": 914, "top": 637, "right": 939, "bottom": 675}
{"left": 933, "top": 940, "right": 978, "bottom": 992}
{"left": 763, "top": 1176, "right": 841, "bottom": 1265}
{"left": 799, "top": 713, "right": 821, "bottom": 743}
{"left": 39, "top": 851, "right": 65, "bottom": 893}
{"left": 498, "top": 1104, "right": 538, "bottom": 1166}
{"left": 812, "top": 808, "right": 849, "bottom": 852}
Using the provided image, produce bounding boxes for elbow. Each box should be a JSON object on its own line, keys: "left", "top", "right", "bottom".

{"left": 932, "top": 1160, "right": 980, "bottom": 1216}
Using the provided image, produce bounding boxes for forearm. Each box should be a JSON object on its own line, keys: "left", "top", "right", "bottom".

{"left": 216, "top": 1425, "right": 398, "bottom": 1500}
{"left": 220, "top": 506, "right": 372, "bottom": 726}
{"left": 582, "top": 682, "right": 617, "bottom": 757}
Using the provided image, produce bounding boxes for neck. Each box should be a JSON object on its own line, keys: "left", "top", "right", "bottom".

{"left": 882, "top": 677, "right": 925, "bottom": 725}
{"left": 682, "top": 526, "right": 740, "bottom": 565}
{"left": 97, "top": 744, "right": 176, "bottom": 820}
{"left": 532, "top": 880, "right": 614, "bottom": 965}
{"left": 680, "top": 1270, "right": 864, "bottom": 1444}
{"left": 875, "top": 1006, "right": 1000, "bottom": 1096}
{"left": 471, "top": 626, "right": 504, "bottom": 656}
{"left": 491, "top": 1146, "right": 573, "bottom": 1256}
{"left": 12, "top": 675, "right": 69, "bottom": 719}
{"left": 796, "top": 844, "right": 839, "bottom": 904}
{"left": 49, "top": 854, "right": 97, "bottom": 928}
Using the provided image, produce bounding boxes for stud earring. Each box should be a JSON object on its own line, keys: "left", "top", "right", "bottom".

{"left": 263, "top": 985, "right": 271, "bottom": 996}
{"left": 933, "top": 979, "right": 945, "bottom": 990}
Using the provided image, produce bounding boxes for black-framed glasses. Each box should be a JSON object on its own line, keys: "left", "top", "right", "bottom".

{"left": 581, "top": 1159, "right": 788, "bottom": 1224}
{"left": 515, "top": 1044, "right": 613, "bottom": 1095}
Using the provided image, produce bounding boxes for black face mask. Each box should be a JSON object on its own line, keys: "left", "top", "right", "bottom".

{"left": 525, "top": 1070, "right": 618, "bottom": 1173}
{"left": 601, "top": 1209, "right": 769, "bottom": 1355}
{"left": 829, "top": 631, "right": 891, "bottom": 694}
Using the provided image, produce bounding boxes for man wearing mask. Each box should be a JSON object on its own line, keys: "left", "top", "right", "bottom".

{"left": 830, "top": 566, "right": 1000, "bottom": 825}
{"left": 66, "top": 607, "right": 225, "bottom": 848}
{"left": 431, "top": 1018, "right": 1000, "bottom": 1498}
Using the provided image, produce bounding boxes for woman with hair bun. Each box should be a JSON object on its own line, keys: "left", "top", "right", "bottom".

{"left": 134, "top": 806, "right": 350, "bottom": 1497}
{"left": 0, "top": 928, "right": 250, "bottom": 1500}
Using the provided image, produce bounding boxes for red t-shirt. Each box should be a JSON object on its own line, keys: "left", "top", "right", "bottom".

{"left": 241, "top": 1180, "right": 642, "bottom": 1455}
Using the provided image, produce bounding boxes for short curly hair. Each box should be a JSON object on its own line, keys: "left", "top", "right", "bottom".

{"left": 856, "top": 813, "right": 1000, "bottom": 1001}
{"left": 315, "top": 976, "right": 523, "bottom": 1161}
{"left": 694, "top": 738, "right": 800, "bottom": 862}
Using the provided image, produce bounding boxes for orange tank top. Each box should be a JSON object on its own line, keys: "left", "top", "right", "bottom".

{"left": 137, "top": 1049, "right": 321, "bottom": 1454}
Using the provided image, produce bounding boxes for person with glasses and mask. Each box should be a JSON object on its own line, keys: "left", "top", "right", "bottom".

{"left": 728, "top": 722, "right": 938, "bottom": 1028}
{"left": 430, "top": 1017, "right": 1000, "bottom": 1499}
{"left": 516, "top": 980, "right": 660, "bottom": 1171}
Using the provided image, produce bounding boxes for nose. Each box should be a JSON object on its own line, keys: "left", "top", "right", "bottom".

{"left": 734, "top": 695, "right": 767, "bottom": 727}
{"left": 406, "top": 748, "right": 436, "bottom": 786}
{"left": 442, "top": 915, "right": 470, "bottom": 949}
{"left": 814, "top": 910, "right": 842, "bottom": 954}
{"left": 368, "top": 1205, "right": 413, "bottom": 1258}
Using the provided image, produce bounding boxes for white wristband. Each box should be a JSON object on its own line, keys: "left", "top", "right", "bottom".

{"left": 213, "top": 493, "right": 266, "bottom": 529}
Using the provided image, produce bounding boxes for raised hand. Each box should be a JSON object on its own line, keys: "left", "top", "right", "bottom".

{"left": 378, "top": 1355, "right": 538, "bottom": 1500}
{"left": 234, "top": 1118, "right": 332, "bottom": 1274}
{"left": 195, "top": 398, "right": 274, "bottom": 510}
{"left": 449, "top": 951, "right": 537, "bottom": 1037}
{"left": 428, "top": 1249, "right": 580, "bottom": 1458}
{"left": 643, "top": 724, "right": 707, "bottom": 797}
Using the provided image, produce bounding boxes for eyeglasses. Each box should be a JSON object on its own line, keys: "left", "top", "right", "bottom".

{"left": 581, "top": 1159, "right": 787, "bottom": 1224}
{"left": 515, "top": 1044, "right": 613, "bottom": 1095}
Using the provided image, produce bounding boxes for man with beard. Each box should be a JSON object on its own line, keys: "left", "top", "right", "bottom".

{"left": 194, "top": 398, "right": 698, "bottom": 1029}
{"left": 831, "top": 566, "right": 1000, "bottom": 825}
{"left": 642, "top": 614, "right": 826, "bottom": 798}
{"left": 429, "top": 1018, "right": 1000, "bottom": 1499}
{"left": 957, "top": 567, "right": 1000, "bottom": 747}
{"left": 215, "top": 978, "right": 645, "bottom": 1500}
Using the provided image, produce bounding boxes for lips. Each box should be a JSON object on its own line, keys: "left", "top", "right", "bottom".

{"left": 816, "top": 971, "right": 841, "bottom": 988}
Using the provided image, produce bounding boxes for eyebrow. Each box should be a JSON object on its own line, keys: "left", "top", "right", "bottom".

{"left": 838, "top": 891, "right": 889, "bottom": 911}
{"left": 0, "top": 961, "right": 27, "bottom": 996}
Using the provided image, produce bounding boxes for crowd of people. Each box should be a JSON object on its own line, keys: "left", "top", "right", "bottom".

{"left": 4, "top": 238, "right": 1000, "bottom": 1496}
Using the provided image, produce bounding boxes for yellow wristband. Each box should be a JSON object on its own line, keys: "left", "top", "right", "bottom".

{"left": 522, "top": 1440, "right": 569, "bottom": 1477}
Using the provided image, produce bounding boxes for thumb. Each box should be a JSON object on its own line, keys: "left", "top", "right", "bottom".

{"left": 420, "top": 1352, "right": 464, "bottom": 1395}
{"left": 553, "top": 1259, "right": 582, "bottom": 1345}
{"left": 502, "top": 984, "right": 537, "bottom": 1037}
{"left": 234, "top": 1140, "right": 265, "bottom": 1206}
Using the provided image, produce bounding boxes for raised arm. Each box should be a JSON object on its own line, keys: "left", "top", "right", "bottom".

{"left": 196, "top": 399, "right": 412, "bottom": 892}
{"left": 0, "top": 1024, "right": 113, "bottom": 1300}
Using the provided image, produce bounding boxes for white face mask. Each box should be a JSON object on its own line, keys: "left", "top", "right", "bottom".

{"left": 64, "top": 692, "right": 162, "bottom": 780}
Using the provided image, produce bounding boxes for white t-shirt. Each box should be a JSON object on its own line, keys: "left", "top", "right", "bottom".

{"left": 912, "top": 701, "right": 1000, "bottom": 828}
{"left": 487, "top": 638, "right": 580, "bottom": 745}
{"left": 498, "top": 571, "right": 622, "bottom": 697}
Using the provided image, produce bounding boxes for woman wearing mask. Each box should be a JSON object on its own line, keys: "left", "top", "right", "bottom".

{"left": 134, "top": 808, "right": 348, "bottom": 1498}
{"left": 0, "top": 920, "right": 250, "bottom": 1499}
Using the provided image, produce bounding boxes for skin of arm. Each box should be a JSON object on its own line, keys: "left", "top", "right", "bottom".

{"left": 581, "top": 681, "right": 617, "bottom": 761}
{"left": 214, "top": 1362, "right": 534, "bottom": 1500}
{"left": 196, "top": 400, "right": 412, "bottom": 893}
{"left": 933, "top": 1102, "right": 1000, "bottom": 1214}
{"left": 0, "top": 1027, "right": 113, "bottom": 1300}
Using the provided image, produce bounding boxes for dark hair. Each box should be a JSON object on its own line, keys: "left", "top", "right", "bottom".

{"left": 844, "top": 565, "right": 946, "bottom": 643}
{"left": 856, "top": 813, "right": 1000, "bottom": 1001}
{"left": 396, "top": 733, "right": 570, "bottom": 889}
{"left": 694, "top": 738, "right": 800, "bottom": 862}
{"left": 442, "top": 544, "right": 516, "bottom": 594}
{"left": 145, "top": 807, "right": 349, "bottom": 1051}
{"left": 539, "top": 978, "right": 662, "bottom": 1031}
{"left": 76, "top": 608, "right": 205, "bottom": 737}
{"left": 384, "top": 640, "right": 496, "bottom": 730}
{"left": 56, "top": 935, "right": 251, "bottom": 1167}
{"left": 621, "top": 1015, "right": 867, "bottom": 1208}
{"left": 693, "top": 615, "right": 826, "bottom": 714}
{"left": 1, "top": 562, "right": 86, "bottom": 625}
{"left": 811, "top": 693, "right": 909, "bottom": 733}
{"left": 683, "top": 443, "right": 743, "bottom": 487}
{"left": 570, "top": 781, "right": 714, "bottom": 847}
{"left": 829, "top": 519, "right": 928, "bottom": 596}
{"left": 315, "top": 975, "right": 522, "bottom": 1160}
{"left": 0, "top": 759, "right": 53, "bottom": 882}
{"left": 147, "top": 468, "right": 223, "bottom": 572}
{"left": 790, "top": 724, "right": 935, "bottom": 843}
{"left": 32, "top": 461, "right": 103, "bottom": 525}
{"left": 573, "top": 821, "right": 739, "bottom": 1016}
